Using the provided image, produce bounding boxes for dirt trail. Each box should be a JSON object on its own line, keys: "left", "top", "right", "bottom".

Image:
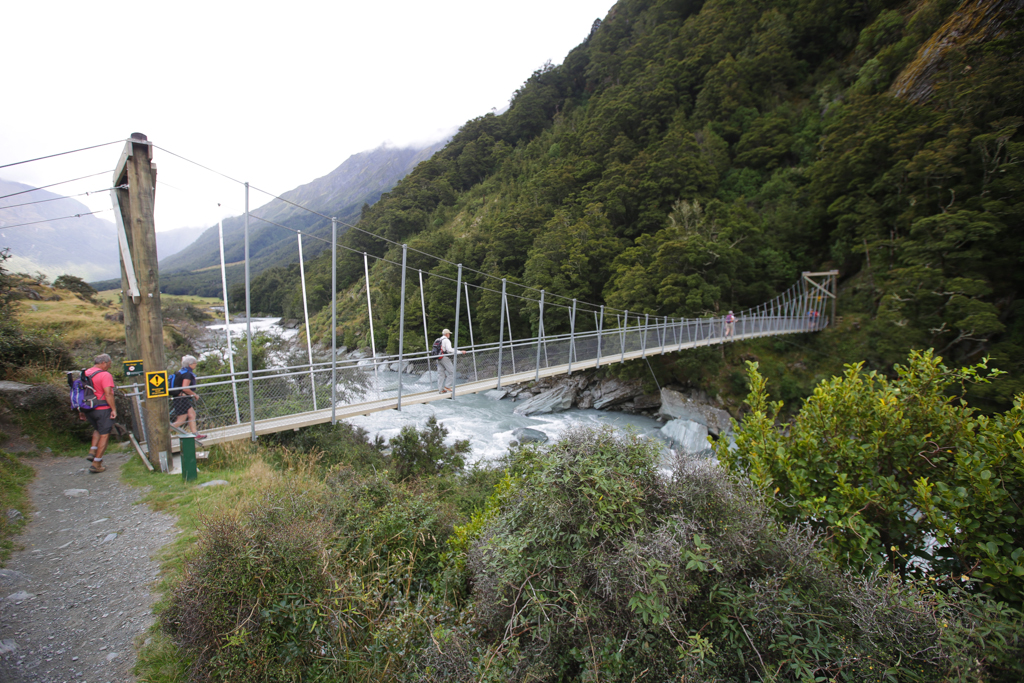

{"left": 0, "top": 447, "right": 175, "bottom": 682}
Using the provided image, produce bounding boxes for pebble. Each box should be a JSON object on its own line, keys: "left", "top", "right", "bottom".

{"left": 62, "top": 489, "right": 89, "bottom": 498}
{"left": 198, "top": 479, "right": 229, "bottom": 488}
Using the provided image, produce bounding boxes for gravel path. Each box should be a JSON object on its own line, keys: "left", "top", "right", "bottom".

{"left": 0, "top": 447, "right": 176, "bottom": 682}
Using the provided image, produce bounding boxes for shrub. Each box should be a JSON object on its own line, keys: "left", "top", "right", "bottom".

{"left": 440, "top": 427, "right": 1024, "bottom": 682}
{"left": 388, "top": 415, "right": 470, "bottom": 480}
{"left": 164, "top": 469, "right": 462, "bottom": 682}
{"left": 717, "top": 350, "right": 1024, "bottom": 604}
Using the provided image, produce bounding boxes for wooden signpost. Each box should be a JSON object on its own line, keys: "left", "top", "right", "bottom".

{"left": 113, "top": 133, "right": 171, "bottom": 471}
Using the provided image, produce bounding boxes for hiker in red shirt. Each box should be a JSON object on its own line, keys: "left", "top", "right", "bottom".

{"left": 83, "top": 353, "right": 117, "bottom": 473}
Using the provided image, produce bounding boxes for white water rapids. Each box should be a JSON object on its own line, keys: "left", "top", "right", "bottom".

{"left": 199, "top": 318, "right": 671, "bottom": 465}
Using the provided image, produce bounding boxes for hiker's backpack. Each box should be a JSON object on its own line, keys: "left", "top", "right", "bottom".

{"left": 431, "top": 337, "right": 445, "bottom": 359}
{"left": 68, "top": 368, "right": 98, "bottom": 411}
{"left": 169, "top": 368, "right": 190, "bottom": 396}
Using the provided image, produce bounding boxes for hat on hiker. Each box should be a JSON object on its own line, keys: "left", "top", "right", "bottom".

{"left": 442, "top": 328, "right": 451, "bottom": 336}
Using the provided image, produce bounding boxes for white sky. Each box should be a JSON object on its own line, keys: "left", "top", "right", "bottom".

{"left": 1, "top": 0, "right": 614, "bottom": 232}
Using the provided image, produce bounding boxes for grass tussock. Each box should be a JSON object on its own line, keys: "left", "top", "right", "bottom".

{"left": 0, "top": 451, "right": 34, "bottom": 566}
{"left": 14, "top": 295, "right": 123, "bottom": 349}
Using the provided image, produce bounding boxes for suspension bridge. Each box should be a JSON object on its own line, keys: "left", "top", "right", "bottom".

{"left": 121, "top": 268, "right": 837, "bottom": 467}
{"left": 0, "top": 134, "right": 837, "bottom": 472}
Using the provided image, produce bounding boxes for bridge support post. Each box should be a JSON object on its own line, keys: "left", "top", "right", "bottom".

{"left": 642, "top": 314, "right": 649, "bottom": 357}
{"left": 113, "top": 133, "right": 170, "bottom": 469}
{"left": 451, "top": 264, "right": 462, "bottom": 400}
{"left": 621, "top": 310, "right": 628, "bottom": 363}
{"left": 596, "top": 305, "right": 603, "bottom": 369}
{"left": 397, "top": 245, "right": 408, "bottom": 411}
{"left": 465, "top": 284, "right": 479, "bottom": 381}
{"left": 496, "top": 279, "right": 506, "bottom": 389}
{"left": 535, "top": 290, "right": 545, "bottom": 381}
{"left": 364, "top": 253, "right": 378, "bottom": 392}
{"left": 419, "top": 270, "right": 430, "bottom": 376}
{"left": 216, "top": 219, "right": 240, "bottom": 426}
{"left": 331, "top": 218, "right": 337, "bottom": 425}
{"left": 244, "top": 182, "right": 256, "bottom": 443}
{"left": 568, "top": 299, "right": 577, "bottom": 375}
{"left": 297, "top": 232, "right": 317, "bottom": 411}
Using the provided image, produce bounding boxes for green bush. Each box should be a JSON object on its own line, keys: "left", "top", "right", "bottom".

{"left": 439, "top": 427, "right": 1024, "bottom": 682}
{"left": 163, "top": 468, "right": 461, "bottom": 682}
{"left": 718, "top": 350, "right": 1024, "bottom": 605}
{"left": 388, "top": 415, "right": 470, "bottom": 480}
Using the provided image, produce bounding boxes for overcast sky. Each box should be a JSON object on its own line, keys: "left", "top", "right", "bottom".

{"left": 1, "top": 0, "right": 614, "bottom": 233}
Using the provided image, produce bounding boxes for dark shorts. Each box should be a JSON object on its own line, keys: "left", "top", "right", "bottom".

{"left": 170, "top": 396, "right": 195, "bottom": 418}
{"left": 84, "top": 408, "right": 114, "bottom": 435}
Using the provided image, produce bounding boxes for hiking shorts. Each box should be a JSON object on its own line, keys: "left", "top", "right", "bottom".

{"left": 170, "top": 396, "right": 195, "bottom": 418}
{"left": 84, "top": 408, "right": 114, "bottom": 436}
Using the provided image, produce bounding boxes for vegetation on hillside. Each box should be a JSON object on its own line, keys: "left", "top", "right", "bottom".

{"left": 143, "top": 401, "right": 1023, "bottom": 682}
{"left": 237, "top": 0, "right": 1022, "bottom": 409}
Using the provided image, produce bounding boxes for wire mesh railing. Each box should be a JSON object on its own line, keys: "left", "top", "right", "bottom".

{"left": 121, "top": 310, "right": 827, "bottom": 441}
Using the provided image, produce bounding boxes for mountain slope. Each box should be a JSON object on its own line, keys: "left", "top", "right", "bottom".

{"left": 148, "top": 141, "right": 446, "bottom": 297}
{"left": 252, "top": 0, "right": 1023, "bottom": 409}
{"left": 0, "top": 178, "right": 121, "bottom": 281}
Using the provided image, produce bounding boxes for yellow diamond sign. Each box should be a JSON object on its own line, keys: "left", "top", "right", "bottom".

{"left": 145, "top": 370, "right": 168, "bottom": 399}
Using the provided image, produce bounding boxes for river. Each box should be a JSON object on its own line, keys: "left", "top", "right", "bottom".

{"left": 200, "top": 318, "right": 670, "bottom": 465}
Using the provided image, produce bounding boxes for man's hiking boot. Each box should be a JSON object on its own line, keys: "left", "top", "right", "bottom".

{"left": 89, "top": 463, "right": 106, "bottom": 474}
{"left": 195, "top": 434, "right": 207, "bottom": 441}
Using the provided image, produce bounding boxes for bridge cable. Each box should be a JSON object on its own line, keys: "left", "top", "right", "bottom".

{"left": 0, "top": 208, "right": 112, "bottom": 231}
{"left": 0, "top": 140, "right": 125, "bottom": 170}
{"left": 0, "top": 170, "right": 115, "bottom": 201}
{"left": 153, "top": 145, "right": 616, "bottom": 313}
{"left": 0, "top": 186, "right": 126, "bottom": 211}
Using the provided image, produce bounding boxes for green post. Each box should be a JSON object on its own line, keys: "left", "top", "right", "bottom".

{"left": 180, "top": 435, "right": 198, "bottom": 482}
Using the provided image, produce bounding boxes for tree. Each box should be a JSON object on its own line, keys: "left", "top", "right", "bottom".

{"left": 53, "top": 274, "right": 99, "bottom": 302}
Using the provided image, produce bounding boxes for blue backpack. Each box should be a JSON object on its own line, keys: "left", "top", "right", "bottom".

{"left": 431, "top": 337, "right": 445, "bottom": 359}
{"left": 68, "top": 369, "right": 98, "bottom": 411}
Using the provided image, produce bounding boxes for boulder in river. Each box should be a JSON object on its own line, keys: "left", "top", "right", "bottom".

{"left": 592, "top": 378, "right": 642, "bottom": 409}
{"left": 512, "top": 427, "right": 548, "bottom": 444}
{"left": 514, "top": 385, "right": 576, "bottom": 416}
{"left": 660, "top": 419, "right": 710, "bottom": 455}
{"left": 659, "top": 388, "right": 733, "bottom": 436}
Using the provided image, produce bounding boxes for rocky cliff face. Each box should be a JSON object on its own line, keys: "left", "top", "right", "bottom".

{"left": 890, "top": 0, "right": 1024, "bottom": 102}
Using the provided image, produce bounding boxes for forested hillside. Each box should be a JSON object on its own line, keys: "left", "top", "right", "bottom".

{"left": 244, "top": 0, "right": 1023, "bottom": 408}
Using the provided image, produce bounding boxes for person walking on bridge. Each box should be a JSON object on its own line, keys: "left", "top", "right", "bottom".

{"left": 435, "top": 328, "right": 466, "bottom": 394}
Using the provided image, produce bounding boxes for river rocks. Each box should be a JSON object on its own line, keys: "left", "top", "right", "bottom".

{"left": 633, "top": 392, "right": 662, "bottom": 411}
{"left": 513, "top": 385, "right": 576, "bottom": 416}
{"left": 660, "top": 419, "right": 710, "bottom": 454}
{"left": 512, "top": 427, "right": 548, "bottom": 444}
{"left": 485, "top": 389, "right": 508, "bottom": 401}
{"left": 659, "top": 388, "right": 733, "bottom": 436}
{"left": 591, "top": 378, "right": 643, "bottom": 410}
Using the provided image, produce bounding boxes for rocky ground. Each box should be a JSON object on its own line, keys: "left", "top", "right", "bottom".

{"left": 0, "top": 447, "right": 175, "bottom": 683}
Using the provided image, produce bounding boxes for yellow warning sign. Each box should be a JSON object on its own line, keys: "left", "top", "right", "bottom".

{"left": 146, "top": 370, "right": 168, "bottom": 399}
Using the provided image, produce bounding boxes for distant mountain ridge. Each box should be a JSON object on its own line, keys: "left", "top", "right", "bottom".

{"left": 147, "top": 141, "right": 447, "bottom": 297}
{"left": 0, "top": 178, "right": 120, "bottom": 281}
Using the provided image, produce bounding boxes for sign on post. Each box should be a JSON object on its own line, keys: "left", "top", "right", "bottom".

{"left": 123, "top": 359, "right": 144, "bottom": 376}
{"left": 146, "top": 370, "right": 168, "bottom": 399}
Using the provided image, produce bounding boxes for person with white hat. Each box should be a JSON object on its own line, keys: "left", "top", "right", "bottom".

{"left": 435, "top": 328, "right": 465, "bottom": 394}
